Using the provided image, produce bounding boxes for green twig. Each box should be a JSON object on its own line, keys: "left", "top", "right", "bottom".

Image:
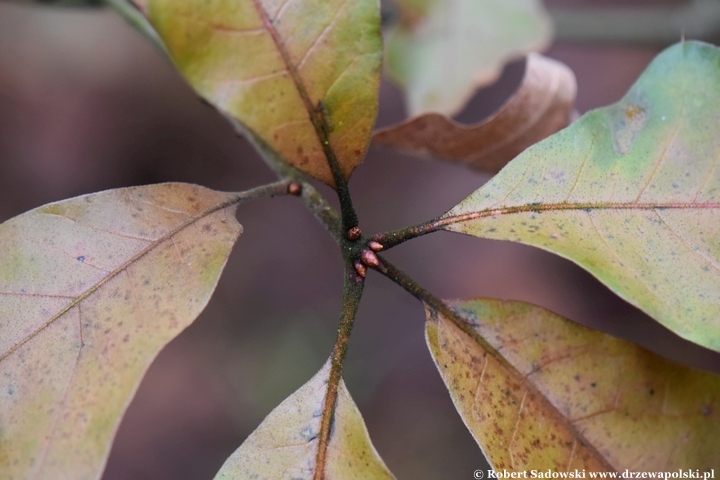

{"left": 230, "top": 180, "right": 294, "bottom": 205}
{"left": 369, "top": 254, "right": 500, "bottom": 355}
{"left": 224, "top": 115, "right": 345, "bottom": 243}
{"left": 371, "top": 214, "right": 446, "bottom": 250}
{"left": 313, "top": 262, "right": 365, "bottom": 480}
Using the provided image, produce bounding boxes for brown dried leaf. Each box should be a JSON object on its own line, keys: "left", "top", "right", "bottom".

{"left": 374, "top": 54, "right": 576, "bottom": 174}
{"left": 385, "top": 0, "right": 554, "bottom": 116}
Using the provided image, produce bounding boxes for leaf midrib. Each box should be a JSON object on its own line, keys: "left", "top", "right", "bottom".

{"left": 249, "top": 0, "right": 346, "bottom": 185}
{"left": 0, "top": 192, "right": 242, "bottom": 363}
{"left": 442, "top": 200, "right": 720, "bottom": 229}
{"left": 431, "top": 310, "right": 618, "bottom": 472}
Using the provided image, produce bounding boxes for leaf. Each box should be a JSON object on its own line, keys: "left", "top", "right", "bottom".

{"left": 426, "top": 298, "right": 720, "bottom": 471}
{"left": 0, "top": 183, "right": 243, "bottom": 479}
{"left": 214, "top": 358, "right": 394, "bottom": 480}
{"left": 137, "top": 0, "right": 382, "bottom": 187}
{"left": 373, "top": 54, "right": 576, "bottom": 174}
{"left": 386, "top": 0, "right": 553, "bottom": 116}
{"left": 441, "top": 41, "right": 720, "bottom": 351}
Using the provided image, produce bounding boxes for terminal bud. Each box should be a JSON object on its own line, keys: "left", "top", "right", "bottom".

{"left": 353, "top": 261, "right": 367, "bottom": 278}
{"left": 367, "top": 240, "right": 383, "bottom": 252}
{"left": 346, "top": 226, "right": 362, "bottom": 241}
{"left": 360, "top": 249, "right": 379, "bottom": 268}
{"left": 287, "top": 182, "right": 302, "bottom": 196}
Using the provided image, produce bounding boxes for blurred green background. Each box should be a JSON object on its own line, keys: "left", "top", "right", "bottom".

{"left": 1, "top": 0, "right": 719, "bottom": 478}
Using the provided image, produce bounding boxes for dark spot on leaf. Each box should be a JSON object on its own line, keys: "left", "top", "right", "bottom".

{"left": 300, "top": 426, "right": 317, "bottom": 441}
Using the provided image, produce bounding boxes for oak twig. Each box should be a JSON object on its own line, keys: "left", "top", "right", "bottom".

{"left": 229, "top": 180, "right": 295, "bottom": 205}
{"left": 223, "top": 115, "right": 346, "bottom": 243}
{"left": 369, "top": 255, "right": 492, "bottom": 349}
{"left": 313, "top": 262, "right": 365, "bottom": 480}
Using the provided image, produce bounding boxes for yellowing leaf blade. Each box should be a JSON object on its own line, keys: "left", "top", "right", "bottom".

{"left": 386, "top": 0, "right": 553, "bottom": 116}
{"left": 374, "top": 54, "right": 576, "bottom": 173}
{"left": 443, "top": 41, "right": 720, "bottom": 351}
{"left": 214, "top": 358, "right": 394, "bottom": 480}
{"left": 0, "top": 183, "right": 244, "bottom": 479}
{"left": 142, "top": 0, "right": 382, "bottom": 186}
{"left": 426, "top": 299, "right": 720, "bottom": 471}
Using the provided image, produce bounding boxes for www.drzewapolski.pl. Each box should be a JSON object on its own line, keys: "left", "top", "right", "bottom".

{"left": 476, "top": 470, "right": 715, "bottom": 480}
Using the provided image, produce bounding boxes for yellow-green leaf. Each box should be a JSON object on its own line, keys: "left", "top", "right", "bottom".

{"left": 374, "top": 54, "right": 576, "bottom": 174}
{"left": 386, "top": 0, "right": 553, "bottom": 116}
{"left": 138, "top": 0, "right": 382, "bottom": 187}
{"left": 214, "top": 358, "right": 394, "bottom": 480}
{"left": 426, "top": 298, "right": 720, "bottom": 471}
{"left": 442, "top": 41, "right": 720, "bottom": 351}
{"left": 0, "top": 183, "right": 243, "bottom": 479}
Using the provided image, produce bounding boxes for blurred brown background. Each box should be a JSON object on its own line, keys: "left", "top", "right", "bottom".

{"left": 1, "top": 0, "right": 719, "bottom": 478}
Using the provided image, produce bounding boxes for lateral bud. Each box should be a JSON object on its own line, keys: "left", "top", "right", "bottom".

{"left": 346, "top": 226, "right": 362, "bottom": 241}
{"left": 287, "top": 182, "right": 302, "bottom": 196}
{"left": 353, "top": 260, "right": 367, "bottom": 278}
{"left": 360, "top": 249, "right": 379, "bottom": 268}
{"left": 367, "top": 240, "right": 383, "bottom": 252}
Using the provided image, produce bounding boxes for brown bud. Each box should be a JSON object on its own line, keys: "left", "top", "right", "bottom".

{"left": 287, "top": 182, "right": 302, "bottom": 196}
{"left": 360, "top": 249, "right": 379, "bottom": 268}
{"left": 346, "top": 226, "right": 362, "bottom": 241}
{"left": 353, "top": 261, "right": 367, "bottom": 278}
{"left": 367, "top": 240, "right": 383, "bottom": 252}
